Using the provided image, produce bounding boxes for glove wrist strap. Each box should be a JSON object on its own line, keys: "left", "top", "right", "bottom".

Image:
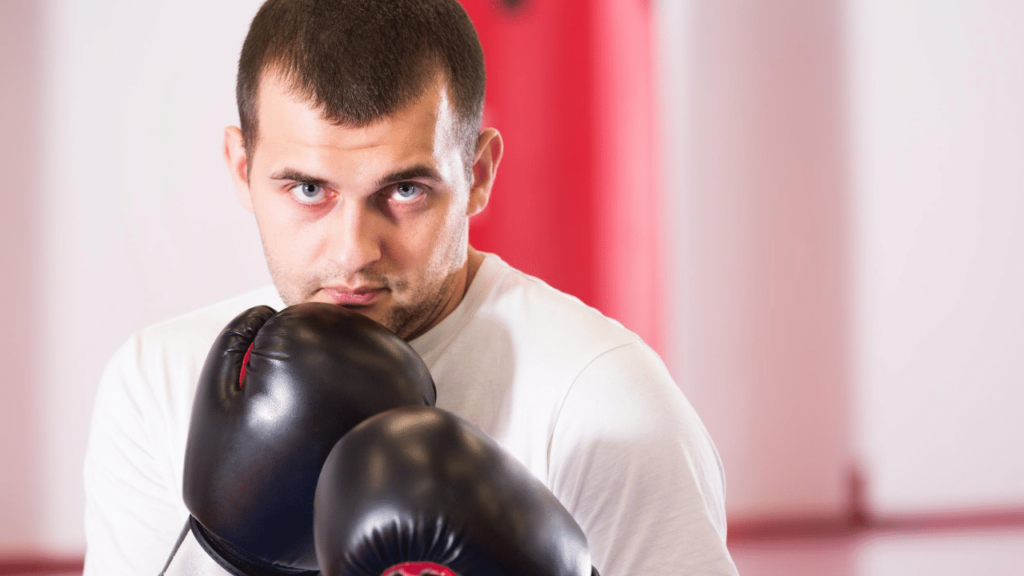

{"left": 192, "top": 516, "right": 319, "bottom": 576}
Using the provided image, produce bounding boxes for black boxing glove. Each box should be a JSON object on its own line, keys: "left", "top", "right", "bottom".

{"left": 313, "top": 406, "right": 599, "bottom": 576}
{"left": 162, "top": 303, "right": 436, "bottom": 575}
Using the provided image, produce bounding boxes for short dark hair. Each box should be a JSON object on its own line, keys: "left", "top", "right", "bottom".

{"left": 237, "top": 0, "right": 486, "bottom": 170}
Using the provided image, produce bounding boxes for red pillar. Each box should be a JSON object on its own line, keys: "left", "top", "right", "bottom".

{"left": 462, "top": 0, "right": 661, "bottom": 350}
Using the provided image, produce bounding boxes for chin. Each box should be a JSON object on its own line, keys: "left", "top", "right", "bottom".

{"left": 348, "top": 306, "right": 388, "bottom": 324}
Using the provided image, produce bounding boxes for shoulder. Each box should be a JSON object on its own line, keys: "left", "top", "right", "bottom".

{"left": 550, "top": 341, "right": 730, "bottom": 542}
{"left": 481, "top": 259, "right": 681, "bottom": 405}
{"left": 97, "top": 285, "right": 284, "bottom": 416}
{"left": 479, "top": 255, "right": 642, "bottom": 360}
{"left": 85, "top": 287, "right": 283, "bottom": 575}
{"left": 419, "top": 254, "right": 644, "bottom": 391}
{"left": 558, "top": 342, "right": 713, "bottom": 454}
{"left": 132, "top": 285, "right": 284, "bottom": 360}
{"left": 419, "top": 254, "right": 662, "bottom": 451}
{"left": 89, "top": 285, "right": 285, "bottom": 487}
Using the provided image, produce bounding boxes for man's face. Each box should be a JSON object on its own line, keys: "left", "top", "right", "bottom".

{"left": 225, "top": 73, "right": 497, "bottom": 339}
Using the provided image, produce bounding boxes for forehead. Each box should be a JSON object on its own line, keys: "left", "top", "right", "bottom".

{"left": 252, "top": 73, "right": 460, "bottom": 169}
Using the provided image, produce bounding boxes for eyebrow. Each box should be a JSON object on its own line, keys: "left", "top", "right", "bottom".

{"left": 268, "top": 169, "right": 334, "bottom": 189}
{"left": 268, "top": 164, "right": 443, "bottom": 190}
{"left": 374, "top": 165, "right": 443, "bottom": 189}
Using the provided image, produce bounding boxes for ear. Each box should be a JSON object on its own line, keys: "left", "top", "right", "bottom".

{"left": 466, "top": 127, "right": 503, "bottom": 217}
{"left": 224, "top": 126, "right": 253, "bottom": 213}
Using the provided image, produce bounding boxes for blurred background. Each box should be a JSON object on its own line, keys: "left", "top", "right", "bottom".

{"left": 0, "top": 0, "right": 1021, "bottom": 574}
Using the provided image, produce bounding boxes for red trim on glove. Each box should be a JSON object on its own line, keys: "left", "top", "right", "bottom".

{"left": 381, "top": 562, "right": 462, "bottom": 576}
{"left": 239, "top": 343, "right": 254, "bottom": 389}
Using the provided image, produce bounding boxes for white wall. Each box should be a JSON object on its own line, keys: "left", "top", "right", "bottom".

{"left": 2, "top": 0, "right": 269, "bottom": 554}
{"left": 657, "top": 0, "right": 1024, "bottom": 524}
{"left": 847, "top": 0, "right": 1024, "bottom": 515}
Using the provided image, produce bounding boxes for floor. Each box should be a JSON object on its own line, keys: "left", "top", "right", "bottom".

{"left": 3, "top": 524, "right": 1022, "bottom": 575}
{"left": 730, "top": 524, "right": 1024, "bottom": 575}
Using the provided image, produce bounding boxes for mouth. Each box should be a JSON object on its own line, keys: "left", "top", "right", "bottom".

{"left": 320, "top": 286, "right": 386, "bottom": 307}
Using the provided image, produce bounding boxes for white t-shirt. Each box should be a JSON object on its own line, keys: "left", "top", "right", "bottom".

{"left": 83, "top": 253, "right": 738, "bottom": 576}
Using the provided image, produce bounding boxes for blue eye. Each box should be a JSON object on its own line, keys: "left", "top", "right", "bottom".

{"left": 290, "top": 182, "right": 325, "bottom": 204}
{"left": 391, "top": 183, "right": 425, "bottom": 203}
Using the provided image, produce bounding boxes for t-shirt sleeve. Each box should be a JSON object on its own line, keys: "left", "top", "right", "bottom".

{"left": 547, "top": 342, "right": 739, "bottom": 576}
{"left": 83, "top": 335, "right": 187, "bottom": 576}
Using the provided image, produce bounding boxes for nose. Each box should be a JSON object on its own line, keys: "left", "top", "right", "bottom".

{"left": 325, "top": 199, "right": 382, "bottom": 277}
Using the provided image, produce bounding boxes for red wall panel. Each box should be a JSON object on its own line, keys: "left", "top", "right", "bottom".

{"left": 462, "top": 0, "right": 661, "bottom": 349}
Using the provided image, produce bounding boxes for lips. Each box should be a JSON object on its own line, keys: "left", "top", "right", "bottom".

{"left": 321, "top": 286, "right": 386, "bottom": 307}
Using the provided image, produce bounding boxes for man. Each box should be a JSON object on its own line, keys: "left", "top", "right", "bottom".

{"left": 83, "top": 1, "right": 739, "bottom": 574}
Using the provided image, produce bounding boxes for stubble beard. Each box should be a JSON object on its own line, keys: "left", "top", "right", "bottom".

{"left": 378, "top": 222, "right": 468, "bottom": 339}
{"left": 379, "top": 267, "right": 458, "bottom": 339}
{"left": 263, "top": 223, "right": 468, "bottom": 340}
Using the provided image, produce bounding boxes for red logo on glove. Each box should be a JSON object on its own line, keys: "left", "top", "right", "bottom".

{"left": 381, "top": 562, "right": 462, "bottom": 576}
{"left": 239, "top": 343, "right": 254, "bottom": 389}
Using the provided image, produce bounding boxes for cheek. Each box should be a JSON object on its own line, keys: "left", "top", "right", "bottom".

{"left": 385, "top": 207, "right": 463, "bottom": 281}
{"left": 253, "top": 194, "right": 316, "bottom": 267}
{"left": 424, "top": 201, "right": 467, "bottom": 256}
